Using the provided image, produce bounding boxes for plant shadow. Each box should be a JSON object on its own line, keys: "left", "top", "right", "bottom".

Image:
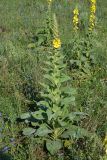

{"left": 0, "top": 153, "right": 13, "bottom": 160}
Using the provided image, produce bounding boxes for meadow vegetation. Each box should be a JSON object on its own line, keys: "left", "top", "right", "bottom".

{"left": 0, "top": 0, "right": 107, "bottom": 159}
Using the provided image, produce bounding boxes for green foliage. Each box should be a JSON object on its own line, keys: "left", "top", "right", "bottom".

{"left": 63, "top": 32, "right": 96, "bottom": 85}
{"left": 0, "top": 0, "right": 107, "bottom": 159}
{"left": 21, "top": 45, "right": 90, "bottom": 155}
{"left": 20, "top": 13, "right": 92, "bottom": 156}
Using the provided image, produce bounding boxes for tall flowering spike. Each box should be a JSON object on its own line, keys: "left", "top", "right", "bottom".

{"left": 47, "top": 0, "right": 52, "bottom": 5}
{"left": 89, "top": 0, "right": 96, "bottom": 31}
{"left": 52, "top": 14, "right": 61, "bottom": 49}
{"left": 103, "top": 134, "right": 107, "bottom": 155}
{"left": 53, "top": 14, "right": 59, "bottom": 38}
{"left": 73, "top": 7, "right": 79, "bottom": 32}
{"left": 47, "top": 0, "right": 52, "bottom": 13}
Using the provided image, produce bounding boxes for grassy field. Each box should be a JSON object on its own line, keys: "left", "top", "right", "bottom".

{"left": 0, "top": 0, "right": 107, "bottom": 160}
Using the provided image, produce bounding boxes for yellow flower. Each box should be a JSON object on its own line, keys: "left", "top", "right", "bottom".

{"left": 73, "top": 8, "right": 79, "bottom": 15}
{"left": 53, "top": 38, "right": 61, "bottom": 49}
{"left": 73, "top": 16, "right": 79, "bottom": 24}
{"left": 72, "top": 8, "right": 79, "bottom": 31}
{"left": 47, "top": 0, "right": 52, "bottom": 4}
{"left": 103, "top": 135, "right": 107, "bottom": 155}
{"left": 103, "top": 135, "right": 107, "bottom": 145}
{"left": 91, "top": 0, "right": 96, "bottom": 4}
{"left": 106, "top": 148, "right": 107, "bottom": 155}
{"left": 91, "top": 5, "right": 96, "bottom": 13}
{"left": 89, "top": 0, "right": 96, "bottom": 31}
{"left": 90, "top": 14, "right": 95, "bottom": 19}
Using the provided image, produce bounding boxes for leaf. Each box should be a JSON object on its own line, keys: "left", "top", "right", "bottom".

{"left": 58, "top": 119, "right": 68, "bottom": 127}
{"left": 31, "top": 122, "right": 39, "bottom": 127}
{"left": 45, "top": 61, "right": 53, "bottom": 67}
{"left": 61, "top": 87, "right": 77, "bottom": 95}
{"left": 23, "top": 128, "right": 36, "bottom": 136}
{"left": 31, "top": 111, "right": 44, "bottom": 120}
{"left": 61, "top": 97, "right": 75, "bottom": 106}
{"left": 61, "top": 128, "right": 76, "bottom": 139}
{"left": 46, "top": 139, "right": 62, "bottom": 155}
{"left": 60, "top": 75, "right": 71, "bottom": 83}
{"left": 42, "top": 67, "right": 52, "bottom": 72}
{"left": 68, "top": 112, "right": 76, "bottom": 121}
{"left": 44, "top": 74, "right": 55, "bottom": 84}
{"left": 37, "top": 37, "right": 44, "bottom": 45}
{"left": 27, "top": 43, "right": 35, "bottom": 48}
{"left": 47, "top": 109, "right": 54, "bottom": 121}
{"left": 20, "top": 113, "right": 30, "bottom": 119}
{"left": 52, "top": 104, "right": 60, "bottom": 113}
{"left": 41, "top": 93, "right": 52, "bottom": 100}
{"left": 39, "top": 83, "right": 50, "bottom": 91}
{"left": 61, "top": 125, "right": 90, "bottom": 139}
{"left": 37, "top": 100, "right": 49, "bottom": 109}
{"left": 35, "top": 124, "right": 52, "bottom": 137}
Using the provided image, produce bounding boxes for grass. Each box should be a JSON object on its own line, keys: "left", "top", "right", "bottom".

{"left": 0, "top": 0, "right": 107, "bottom": 159}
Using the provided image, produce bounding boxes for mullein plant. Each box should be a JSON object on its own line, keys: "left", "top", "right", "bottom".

{"left": 21, "top": 13, "right": 89, "bottom": 156}
{"left": 46, "top": 0, "right": 53, "bottom": 43}
{"left": 27, "top": 0, "right": 53, "bottom": 65}
{"left": 0, "top": 112, "right": 3, "bottom": 151}
{"left": 102, "top": 134, "right": 107, "bottom": 159}
{"left": 27, "top": 0, "right": 53, "bottom": 49}
{"left": 71, "top": 7, "right": 93, "bottom": 85}
{"left": 89, "top": 0, "right": 96, "bottom": 31}
{"left": 72, "top": 7, "right": 79, "bottom": 32}
{"left": 82, "top": 0, "right": 97, "bottom": 73}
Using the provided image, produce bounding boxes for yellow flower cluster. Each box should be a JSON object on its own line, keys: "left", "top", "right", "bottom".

{"left": 73, "top": 8, "right": 79, "bottom": 31}
{"left": 47, "top": 0, "right": 52, "bottom": 4}
{"left": 89, "top": 0, "right": 96, "bottom": 31}
{"left": 53, "top": 38, "right": 61, "bottom": 49}
{"left": 52, "top": 14, "right": 61, "bottom": 49}
{"left": 91, "top": 0, "right": 96, "bottom": 3}
{"left": 103, "top": 134, "right": 107, "bottom": 155}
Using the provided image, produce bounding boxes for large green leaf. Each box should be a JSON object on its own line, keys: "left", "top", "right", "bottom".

{"left": 61, "top": 97, "right": 75, "bottom": 106}
{"left": 31, "top": 110, "right": 44, "bottom": 120}
{"left": 47, "top": 109, "right": 54, "bottom": 121}
{"left": 27, "top": 43, "right": 35, "bottom": 49}
{"left": 68, "top": 112, "right": 76, "bottom": 121}
{"left": 61, "top": 128, "right": 76, "bottom": 139}
{"left": 52, "top": 104, "right": 60, "bottom": 113}
{"left": 61, "top": 125, "right": 90, "bottom": 139}
{"left": 59, "top": 75, "right": 71, "bottom": 83}
{"left": 58, "top": 119, "right": 68, "bottom": 127}
{"left": 37, "top": 100, "right": 50, "bottom": 109}
{"left": 46, "top": 139, "right": 62, "bottom": 155}
{"left": 35, "top": 124, "right": 52, "bottom": 137}
{"left": 23, "top": 127, "right": 36, "bottom": 136}
{"left": 39, "top": 82, "right": 50, "bottom": 90}
{"left": 61, "top": 87, "right": 77, "bottom": 95}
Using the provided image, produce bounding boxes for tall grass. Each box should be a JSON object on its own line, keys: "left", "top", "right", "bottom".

{"left": 0, "top": 0, "right": 107, "bottom": 159}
